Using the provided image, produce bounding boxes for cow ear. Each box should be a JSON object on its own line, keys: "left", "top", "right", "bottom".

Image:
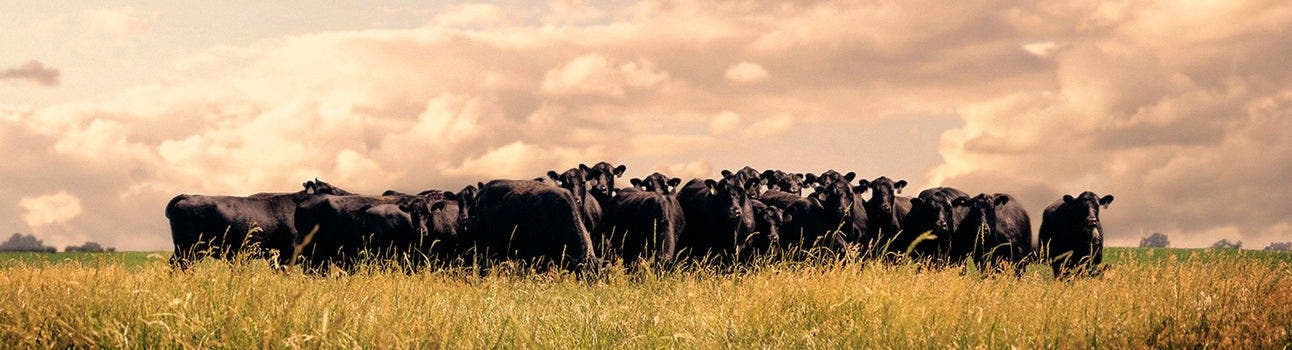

{"left": 431, "top": 201, "right": 447, "bottom": 212}
{"left": 760, "top": 169, "right": 777, "bottom": 181}
{"left": 443, "top": 191, "right": 458, "bottom": 201}
{"left": 579, "top": 163, "right": 591, "bottom": 173}
{"left": 855, "top": 179, "right": 870, "bottom": 190}
{"left": 804, "top": 173, "right": 817, "bottom": 184}
{"left": 477, "top": 182, "right": 486, "bottom": 190}
{"left": 614, "top": 165, "right": 626, "bottom": 176}
{"left": 910, "top": 197, "right": 924, "bottom": 207}
{"left": 398, "top": 202, "right": 413, "bottom": 212}
{"left": 853, "top": 185, "right": 869, "bottom": 194}
{"left": 844, "top": 172, "right": 857, "bottom": 182}
{"left": 793, "top": 173, "right": 804, "bottom": 180}
{"left": 952, "top": 197, "right": 969, "bottom": 207}
{"left": 630, "top": 178, "right": 642, "bottom": 187}
{"left": 668, "top": 178, "right": 682, "bottom": 187}
{"left": 1099, "top": 195, "right": 1115, "bottom": 208}
{"left": 704, "top": 179, "right": 718, "bottom": 189}
{"left": 1063, "top": 194, "right": 1075, "bottom": 204}
{"left": 781, "top": 211, "right": 793, "bottom": 222}
{"left": 895, "top": 180, "right": 908, "bottom": 193}
{"left": 994, "top": 195, "right": 1011, "bottom": 206}
{"left": 744, "top": 178, "right": 763, "bottom": 193}
{"left": 721, "top": 170, "right": 734, "bottom": 178}
{"left": 546, "top": 171, "right": 561, "bottom": 183}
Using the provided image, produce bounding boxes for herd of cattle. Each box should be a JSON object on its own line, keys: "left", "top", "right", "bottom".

{"left": 165, "top": 163, "right": 1114, "bottom": 278}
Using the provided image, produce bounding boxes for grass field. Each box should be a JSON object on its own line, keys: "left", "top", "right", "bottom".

{"left": 1, "top": 248, "right": 1289, "bottom": 348}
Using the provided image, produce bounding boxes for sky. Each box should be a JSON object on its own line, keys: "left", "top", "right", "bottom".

{"left": 1, "top": 0, "right": 1289, "bottom": 250}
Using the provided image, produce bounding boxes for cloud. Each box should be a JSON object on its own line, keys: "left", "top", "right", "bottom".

{"left": 1022, "top": 41, "right": 1060, "bottom": 57}
{"left": 708, "top": 111, "right": 742, "bottom": 134}
{"left": 724, "top": 62, "right": 769, "bottom": 84}
{"left": 1, "top": 60, "right": 60, "bottom": 86}
{"left": 540, "top": 53, "right": 669, "bottom": 98}
{"left": 742, "top": 114, "right": 793, "bottom": 139}
{"left": 85, "top": 7, "right": 150, "bottom": 37}
{"left": 1, "top": 1, "right": 1290, "bottom": 250}
{"left": 433, "top": 3, "right": 519, "bottom": 28}
{"left": 20, "top": 192, "right": 83, "bottom": 227}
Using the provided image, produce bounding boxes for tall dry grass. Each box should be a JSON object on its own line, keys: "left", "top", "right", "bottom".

{"left": 0, "top": 250, "right": 1289, "bottom": 348}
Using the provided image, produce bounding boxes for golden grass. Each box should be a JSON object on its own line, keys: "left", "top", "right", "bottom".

{"left": 0, "top": 251, "right": 1289, "bottom": 348}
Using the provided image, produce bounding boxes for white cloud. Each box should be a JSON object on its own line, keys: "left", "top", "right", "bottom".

{"left": 20, "top": 192, "right": 83, "bottom": 227}
{"left": 85, "top": 7, "right": 150, "bottom": 38}
{"left": 724, "top": 62, "right": 769, "bottom": 84}
{"left": 540, "top": 53, "right": 669, "bottom": 97}
{"left": 708, "top": 111, "right": 741, "bottom": 134}
{"left": 1022, "top": 41, "right": 1060, "bottom": 57}
{"left": 742, "top": 114, "right": 793, "bottom": 139}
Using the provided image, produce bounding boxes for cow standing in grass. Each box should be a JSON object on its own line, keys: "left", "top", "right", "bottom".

{"left": 1039, "top": 192, "right": 1114, "bottom": 278}
{"left": 676, "top": 177, "right": 760, "bottom": 263}
{"left": 953, "top": 193, "right": 1033, "bottom": 276}
{"left": 902, "top": 187, "right": 971, "bottom": 264}
{"left": 464, "top": 179, "right": 600, "bottom": 271}
{"left": 603, "top": 188, "right": 684, "bottom": 267}
{"left": 165, "top": 179, "right": 352, "bottom": 270}
{"left": 863, "top": 177, "right": 913, "bottom": 256}
{"left": 547, "top": 167, "right": 604, "bottom": 237}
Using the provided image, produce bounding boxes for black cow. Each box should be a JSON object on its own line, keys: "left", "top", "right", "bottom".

{"left": 760, "top": 170, "right": 807, "bottom": 196}
{"left": 863, "top": 177, "right": 913, "bottom": 255}
{"left": 603, "top": 189, "right": 684, "bottom": 267}
{"left": 953, "top": 193, "right": 1033, "bottom": 276}
{"left": 675, "top": 177, "right": 759, "bottom": 263}
{"left": 804, "top": 170, "right": 857, "bottom": 190}
{"left": 400, "top": 191, "right": 472, "bottom": 265}
{"left": 165, "top": 179, "right": 352, "bottom": 270}
{"left": 748, "top": 199, "right": 785, "bottom": 255}
{"left": 721, "top": 166, "right": 764, "bottom": 197}
{"left": 584, "top": 162, "right": 626, "bottom": 200}
{"left": 773, "top": 181, "right": 868, "bottom": 256}
{"left": 292, "top": 193, "right": 415, "bottom": 275}
{"left": 547, "top": 167, "right": 604, "bottom": 235}
{"left": 901, "top": 187, "right": 971, "bottom": 264}
{"left": 1039, "top": 192, "right": 1114, "bottom": 278}
{"left": 629, "top": 172, "right": 682, "bottom": 195}
{"left": 463, "top": 180, "right": 599, "bottom": 271}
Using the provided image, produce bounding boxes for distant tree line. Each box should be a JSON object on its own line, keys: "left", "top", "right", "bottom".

{"left": 1139, "top": 232, "right": 1170, "bottom": 248}
{"left": 0, "top": 233, "right": 116, "bottom": 253}
{"left": 1264, "top": 242, "right": 1291, "bottom": 251}
{"left": 65, "top": 241, "right": 115, "bottom": 253}
{"left": 0, "top": 233, "right": 56, "bottom": 252}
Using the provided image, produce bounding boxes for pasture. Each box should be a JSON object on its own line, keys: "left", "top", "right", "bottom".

{"left": 1, "top": 248, "right": 1289, "bottom": 348}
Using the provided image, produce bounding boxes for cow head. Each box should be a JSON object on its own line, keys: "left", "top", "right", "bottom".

{"left": 866, "top": 177, "right": 908, "bottom": 216}
{"left": 954, "top": 193, "right": 1011, "bottom": 233}
{"left": 814, "top": 180, "right": 861, "bottom": 219}
{"left": 910, "top": 193, "right": 960, "bottom": 236}
{"left": 548, "top": 168, "right": 591, "bottom": 206}
{"left": 1063, "top": 191, "right": 1114, "bottom": 232}
{"left": 807, "top": 170, "right": 857, "bottom": 189}
{"left": 583, "top": 162, "right": 626, "bottom": 200}
{"left": 750, "top": 201, "right": 786, "bottom": 251}
{"left": 704, "top": 178, "right": 755, "bottom": 219}
{"left": 761, "top": 170, "right": 807, "bottom": 195}
{"left": 400, "top": 193, "right": 462, "bottom": 240}
{"left": 630, "top": 172, "right": 681, "bottom": 195}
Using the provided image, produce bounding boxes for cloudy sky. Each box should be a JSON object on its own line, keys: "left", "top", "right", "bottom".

{"left": 1, "top": 1, "right": 1288, "bottom": 250}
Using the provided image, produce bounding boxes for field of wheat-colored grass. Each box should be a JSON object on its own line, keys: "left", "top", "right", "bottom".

{"left": 1, "top": 248, "right": 1289, "bottom": 348}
